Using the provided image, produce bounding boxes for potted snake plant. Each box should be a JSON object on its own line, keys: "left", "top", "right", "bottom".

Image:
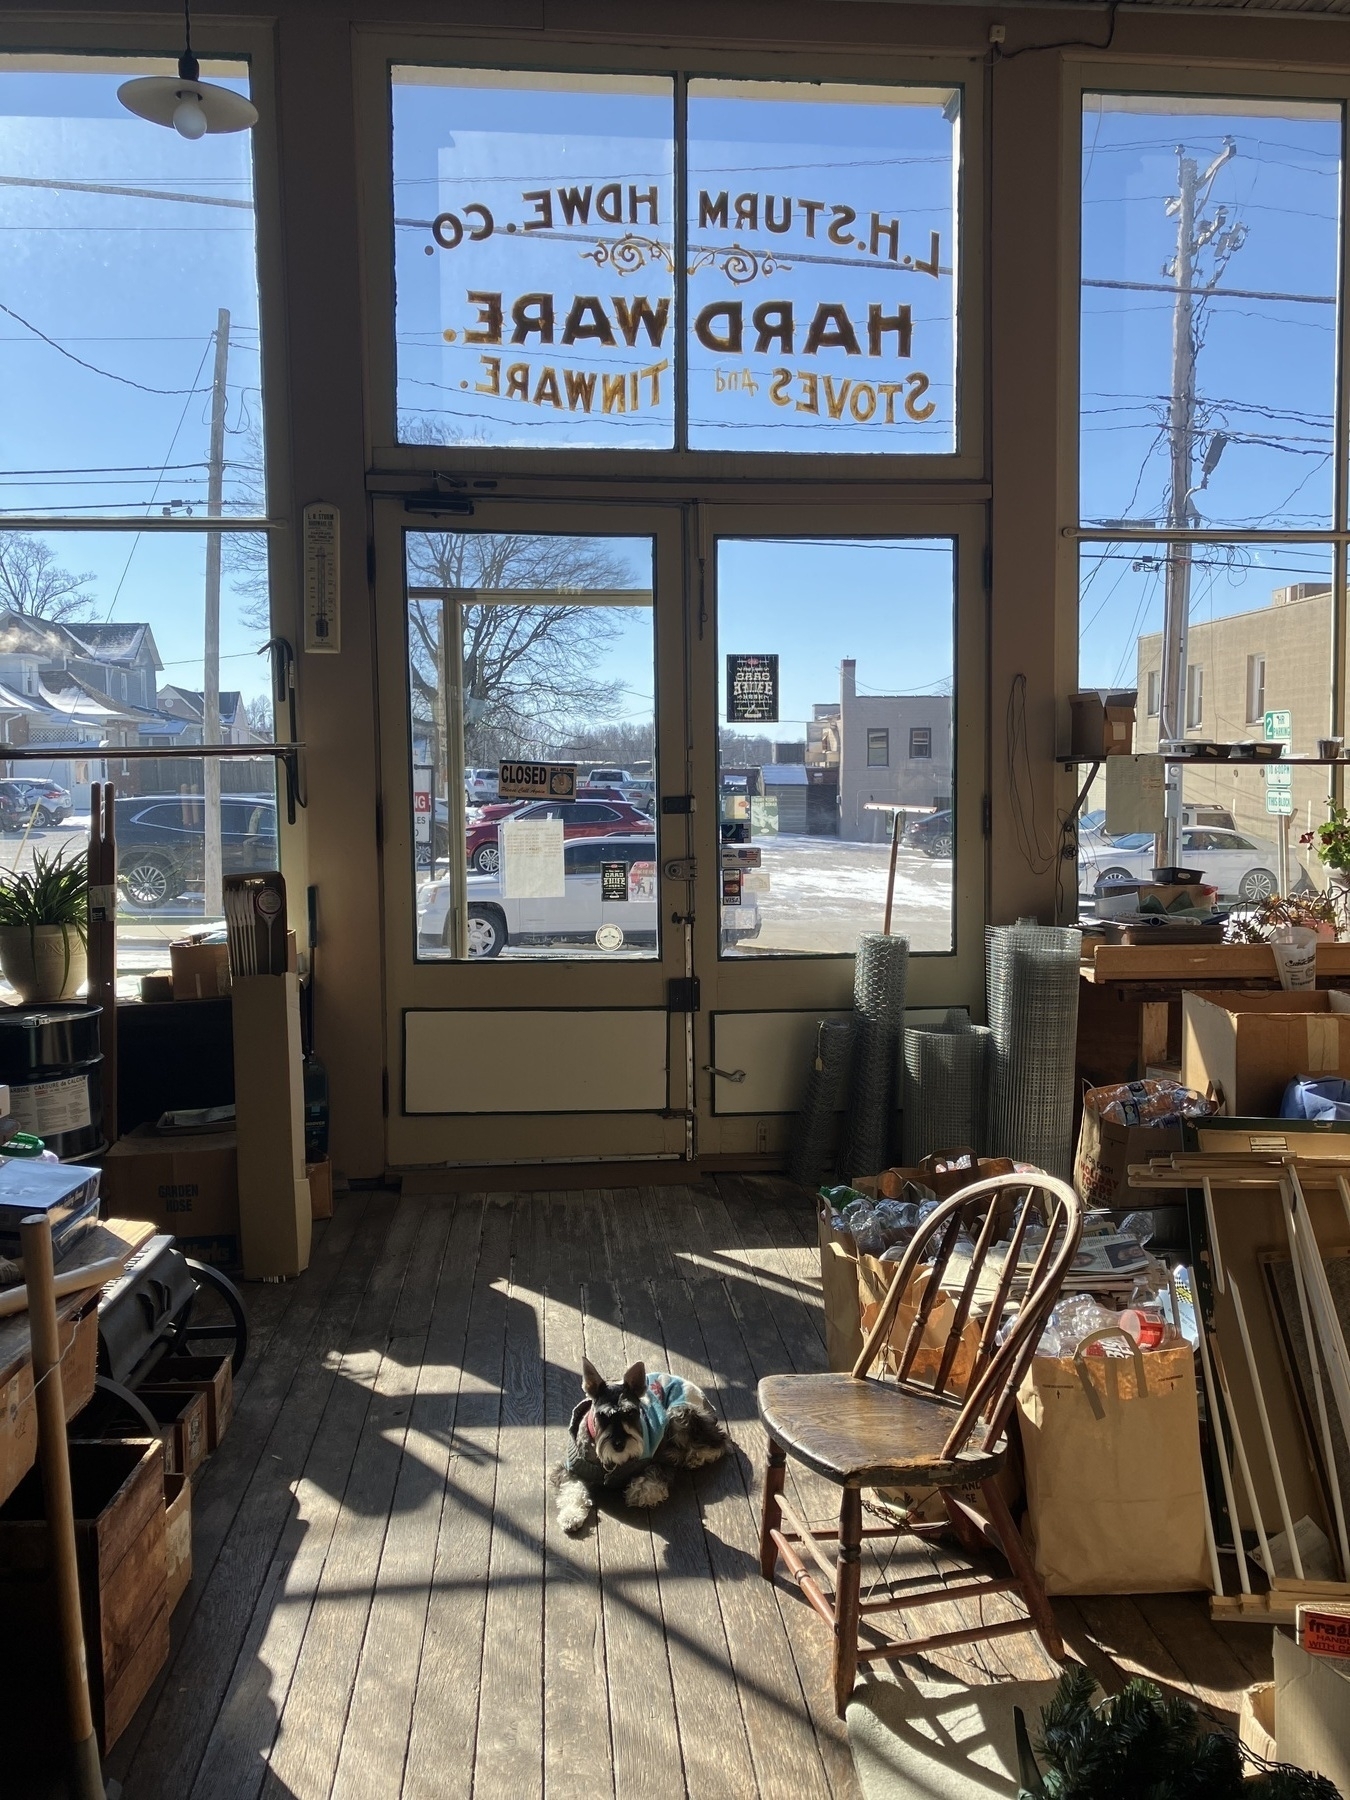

{"left": 0, "top": 847, "right": 89, "bottom": 1003}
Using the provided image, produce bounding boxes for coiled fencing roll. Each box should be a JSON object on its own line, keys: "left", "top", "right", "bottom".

{"left": 901, "top": 1014, "right": 992, "bottom": 1165}
{"left": 786, "top": 1017, "right": 858, "bottom": 1191}
{"left": 985, "top": 920, "right": 1082, "bottom": 1179}
{"left": 843, "top": 932, "right": 909, "bottom": 1180}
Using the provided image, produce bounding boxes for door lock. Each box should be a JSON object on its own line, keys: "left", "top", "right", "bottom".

{"left": 702, "top": 1064, "right": 746, "bottom": 1084}
{"left": 664, "top": 857, "right": 697, "bottom": 882}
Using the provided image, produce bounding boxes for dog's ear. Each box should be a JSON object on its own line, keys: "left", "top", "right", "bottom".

{"left": 622, "top": 1361, "right": 646, "bottom": 1398}
{"left": 581, "top": 1358, "right": 606, "bottom": 1398}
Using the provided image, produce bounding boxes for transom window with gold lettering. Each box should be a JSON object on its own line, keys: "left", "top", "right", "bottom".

{"left": 390, "top": 68, "right": 960, "bottom": 454}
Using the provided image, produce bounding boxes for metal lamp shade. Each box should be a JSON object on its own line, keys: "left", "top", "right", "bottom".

{"left": 117, "top": 75, "right": 257, "bottom": 134}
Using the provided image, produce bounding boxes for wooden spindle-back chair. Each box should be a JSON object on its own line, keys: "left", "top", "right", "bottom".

{"left": 758, "top": 1171, "right": 1084, "bottom": 1715}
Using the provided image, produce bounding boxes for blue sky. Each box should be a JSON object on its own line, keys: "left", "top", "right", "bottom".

{"left": 0, "top": 62, "right": 1342, "bottom": 735}
{"left": 0, "top": 61, "right": 268, "bottom": 706}
{"left": 1079, "top": 94, "right": 1342, "bottom": 691}
{"left": 392, "top": 70, "right": 957, "bottom": 453}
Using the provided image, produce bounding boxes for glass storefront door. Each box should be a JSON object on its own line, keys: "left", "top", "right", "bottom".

{"left": 376, "top": 496, "right": 985, "bottom": 1168}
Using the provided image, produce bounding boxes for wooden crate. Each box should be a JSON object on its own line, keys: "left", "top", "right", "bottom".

{"left": 0, "top": 1437, "right": 168, "bottom": 1753}
{"left": 134, "top": 1385, "right": 208, "bottom": 1477}
{"left": 0, "top": 1291, "right": 101, "bottom": 1507}
{"left": 164, "top": 1469, "right": 192, "bottom": 1612}
{"left": 143, "top": 1351, "right": 233, "bottom": 1452}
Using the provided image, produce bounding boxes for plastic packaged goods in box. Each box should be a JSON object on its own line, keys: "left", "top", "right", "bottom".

{"left": 0, "top": 1157, "right": 100, "bottom": 1262}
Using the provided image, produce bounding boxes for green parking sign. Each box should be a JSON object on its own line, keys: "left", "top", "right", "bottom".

{"left": 1266, "top": 789, "right": 1294, "bottom": 816}
{"left": 1264, "top": 709, "right": 1292, "bottom": 742}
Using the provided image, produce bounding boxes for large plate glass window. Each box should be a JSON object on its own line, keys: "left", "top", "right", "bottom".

{"left": 1077, "top": 89, "right": 1342, "bottom": 913}
{"left": 686, "top": 80, "right": 958, "bottom": 453}
{"left": 388, "top": 67, "right": 960, "bottom": 456}
{"left": 0, "top": 54, "right": 280, "bottom": 999}
{"left": 391, "top": 69, "right": 676, "bottom": 449}
{"left": 716, "top": 536, "right": 955, "bottom": 956}
{"left": 406, "top": 529, "right": 659, "bottom": 961}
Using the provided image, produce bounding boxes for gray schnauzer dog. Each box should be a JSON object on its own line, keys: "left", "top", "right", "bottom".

{"left": 552, "top": 1356, "right": 729, "bottom": 1534}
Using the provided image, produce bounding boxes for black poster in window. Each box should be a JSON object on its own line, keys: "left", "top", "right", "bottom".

{"left": 727, "top": 653, "right": 779, "bottom": 724}
{"left": 601, "top": 861, "right": 628, "bottom": 902}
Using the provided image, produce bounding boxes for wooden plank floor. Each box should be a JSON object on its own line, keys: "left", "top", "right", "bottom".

{"left": 98, "top": 1177, "right": 1270, "bottom": 1800}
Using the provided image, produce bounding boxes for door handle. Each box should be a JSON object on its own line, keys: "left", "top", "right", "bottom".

{"left": 703, "top": 1064, "right": 746, "bottom": 1083}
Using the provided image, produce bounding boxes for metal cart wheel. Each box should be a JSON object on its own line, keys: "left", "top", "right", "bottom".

{"left": 166, "top": 1259, "right": 249, "bottom": 1376}
{"left": 91, "top": 1375, "right": 162, "bottom": 1436}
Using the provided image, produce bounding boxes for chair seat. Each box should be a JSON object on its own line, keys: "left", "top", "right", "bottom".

{"left": 757, "top": 1373, "right": 1004, "bottom": 1488}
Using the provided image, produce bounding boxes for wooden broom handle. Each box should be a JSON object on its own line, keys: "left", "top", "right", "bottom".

{"left": 21, "top": 1212, "right": 106, "bottom": 1798}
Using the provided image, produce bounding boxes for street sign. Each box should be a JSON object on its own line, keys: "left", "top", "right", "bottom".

{"left": 1266, "top": 763, "right": 1292, "bottom": 790}
{"left": 497, "top": 759, "right": 576, "bottom": 801}
{"left": 1264, "top": 708, "right": 1292, "bottom": 743}
{"left": 1266, "top": 789, "right": 1295, "bottom": 816}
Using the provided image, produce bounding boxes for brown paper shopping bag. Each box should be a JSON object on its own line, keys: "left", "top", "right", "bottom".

{"left": 1017, "top": 1329, "right": 1211, "bottom": 1595}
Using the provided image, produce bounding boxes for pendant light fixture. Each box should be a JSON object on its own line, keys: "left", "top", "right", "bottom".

{"left": 117, "top": 0, "right": 257, "bottom": 138}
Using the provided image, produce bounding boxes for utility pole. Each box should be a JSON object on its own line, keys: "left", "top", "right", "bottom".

{"left": 1157, "top": 142, "right": 1236, "bottom": 866}
{"left": 203, "top": 307, "right": 229, "bottom": 918}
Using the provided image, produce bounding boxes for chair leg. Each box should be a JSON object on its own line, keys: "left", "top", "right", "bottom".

{"left": 833, "top": 1485, "right": 862, "bottom": 1718}
{"left": 760, "top": 1438, "right": 787, "bottom": 1579}
{"left": 979, "top": 1475, "right": 1065, "bottom": 1662}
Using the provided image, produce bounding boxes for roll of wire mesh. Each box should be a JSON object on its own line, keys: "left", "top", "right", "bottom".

{"left": 786, "top": 1017, "right": 859, "bottom": 1191}
{"left": 985, "top": 920, "right": 1082, "bottom": 1179}
{"left": 843, "top": 932, "right": 909, "bottom": 1180}
{"left": 901, "top": 1014, "right": 992, "bottom": 1164}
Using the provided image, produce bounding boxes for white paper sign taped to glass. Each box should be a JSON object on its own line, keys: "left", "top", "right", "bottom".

{"left": 498, "top": 759, "right": 577, "bottom": 801}
{"left": 629, "top": 860, "right": 657, "bottom": 903}
{"left": 727, "top": 653, "right": 779, "bottom": 723}
{"left": 1104, "top": 755, "right": 1165, "bottom": 836}
{"left": 303, "top": 501, "right": 340, "bottom": 654}
{"left": 601, "top": 861, "right": 628, "bottom": 903}
{"left": 500, "top": 815, "right": 566, "bottom": 898}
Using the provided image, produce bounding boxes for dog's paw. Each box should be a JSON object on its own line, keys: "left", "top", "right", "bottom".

{"left": 555, "top": 1479, "right": 596, "bottom": 1535}
{"left": 623, "top": 1470, "right": 670, "bottom": 1509}
{"left": 682, "top": 1442, "right": 727, "bottom": 1468}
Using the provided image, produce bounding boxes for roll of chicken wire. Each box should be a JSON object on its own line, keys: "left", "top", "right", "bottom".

{"left": 842, "top": 932, "right": 909, "bottom": 1180}
{"left": 985, "top": 920, "right": 1082, "bottom": 1179}
{"left": 786, "top": 1017, "right": 858, "bottom": 1191}
{"left": 901, "top": 1018, "right": 992, "bottom": 1165}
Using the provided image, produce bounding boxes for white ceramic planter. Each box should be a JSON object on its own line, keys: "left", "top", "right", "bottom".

{"left": 0, "top": 924, "right": 87, "bottom": 1003}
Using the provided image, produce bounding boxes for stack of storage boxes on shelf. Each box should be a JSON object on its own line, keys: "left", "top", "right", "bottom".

{"left": 0, "top": 867, "right": 322, "bottom": 1773}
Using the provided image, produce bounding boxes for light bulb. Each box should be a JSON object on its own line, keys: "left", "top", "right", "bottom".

{"left": 172, "top": 93, "right": 208, "bottom": 139}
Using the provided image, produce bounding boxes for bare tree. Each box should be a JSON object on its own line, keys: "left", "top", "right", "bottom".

{"left": 408, "top": 531, "right": 638, "bottom": 765}
{"left": 243, "top": 693, "right": 273, "bottom": 739}
{"left": 0, "top": 534, "right": 96, "bottom": 623}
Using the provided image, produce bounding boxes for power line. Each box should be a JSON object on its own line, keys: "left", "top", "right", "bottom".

{"left": 0, "top": 300, "right": 209, "bottom": 395}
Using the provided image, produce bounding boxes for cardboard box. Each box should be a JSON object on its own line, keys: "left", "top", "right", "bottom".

{"left": 1275, "top": 1626, "right": 1350, "bottom": 1791}
{"left": 307, "top": 1155, "right": 333, "bottom": 1221}
{"left": 98, "top": 1127, "right": 240, "bottom": 1268}
{"left": 232, "top": 973, "right": 311, "bottom": 1279}
{"left": 1069, "top": 689, "right": 1136, "bottom": 758}
{"left": 1240, "top": 1682, "right": 1277, "bottom": 1765}
{"left": 1182, "top": 989, "right": 1350, "bottom": 1116}
{"left": 170, "top": 937, "right": 230, "bottom": 1001}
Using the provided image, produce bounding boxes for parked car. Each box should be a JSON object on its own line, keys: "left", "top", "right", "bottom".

{"left": 465, "top": 767, "right": 499, "bottom": 805}
{"left": 464, "top": 795, "right": 654, "bottom": 875}
{"left": 902, "top": 810, "right": 954, "bottom": 859}
{"left": 586, "top": 767, "right": 633, "bottom": 788}
{"left": 115, "top": 793, "right": 278, "bottom": 908}
{"left": 1079, "top": 825, "right": 1287, "bottom": 903}
{"left": 0, "top": 777, "right": 72, "bottom": 827}
{"left": 417, "top": 833, "right": 760, "bottom": 957}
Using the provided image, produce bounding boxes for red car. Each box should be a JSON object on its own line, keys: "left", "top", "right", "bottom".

{"left": 465, "top": 794, "right": 654, "bottom": 874}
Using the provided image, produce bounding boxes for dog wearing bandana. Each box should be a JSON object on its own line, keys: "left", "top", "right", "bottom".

{"left": 552, "top": 1357, "right": 730, "bottom": 1534}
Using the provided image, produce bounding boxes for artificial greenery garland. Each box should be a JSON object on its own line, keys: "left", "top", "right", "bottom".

{"left": 1015, "top": 1667, "right": 1340, "bottom": 1799}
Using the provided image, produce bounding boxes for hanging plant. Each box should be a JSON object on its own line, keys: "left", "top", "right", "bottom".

{"left": 1015, "top": 1667, "right": 1339, "bottom": 1799}
{"left": 1301, "top": 804, "right": 1350, "bottom": 872}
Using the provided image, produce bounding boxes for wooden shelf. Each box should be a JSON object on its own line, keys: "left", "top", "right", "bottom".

{"left": 1082, "top": 940, "right": 1350, "bottom": 983}
{"left": 1059, "top": 754, "right": 1345, "bottom": 767}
